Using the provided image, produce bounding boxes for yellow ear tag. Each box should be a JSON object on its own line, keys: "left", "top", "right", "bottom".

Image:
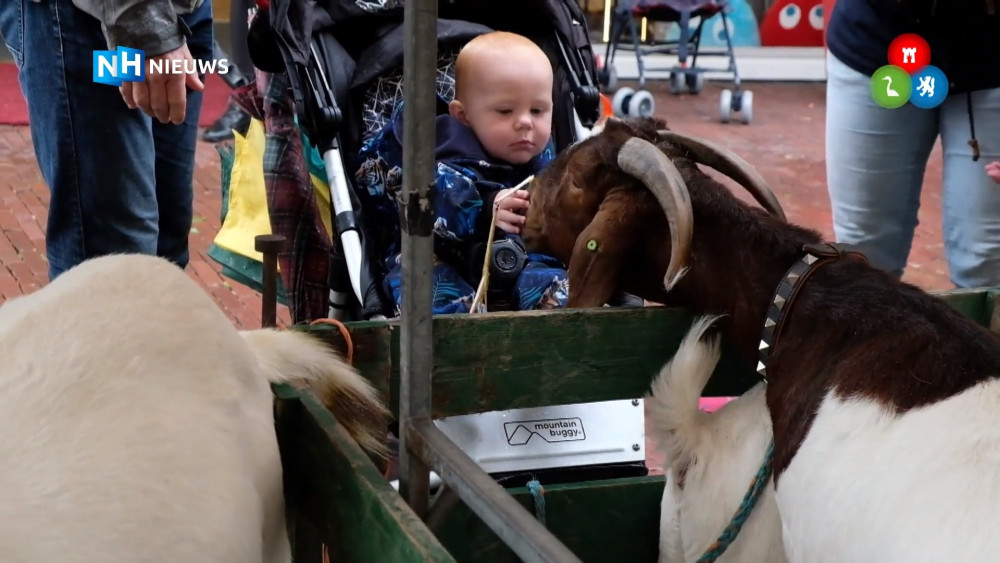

{"left": 586, "top": 239, "right": 599, "bottom": 251}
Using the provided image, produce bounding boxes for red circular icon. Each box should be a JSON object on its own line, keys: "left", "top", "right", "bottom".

{"left": 888, "top": 33, "right": 931, "bottom": 74}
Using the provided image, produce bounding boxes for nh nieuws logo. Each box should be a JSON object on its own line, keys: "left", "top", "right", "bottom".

{"left": 92, "top": 46, "right": 230, "bottom": 86}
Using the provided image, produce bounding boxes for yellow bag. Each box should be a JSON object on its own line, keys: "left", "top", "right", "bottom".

{"left": 209, "top": 118, "right": 335, "bottom": 303}
{"left": 213, "top": 118, "right": 334, "bottom": 262}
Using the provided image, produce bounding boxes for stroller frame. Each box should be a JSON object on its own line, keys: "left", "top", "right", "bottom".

{"left": 598, "top": 0, "right": 754, "bottom": 124}
{"left": 293, "top": 5, "right": 604, "bottom": 323}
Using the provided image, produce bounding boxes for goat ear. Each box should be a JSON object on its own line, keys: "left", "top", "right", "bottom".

{"left": 566, "top": 188, "right": 639, "bottom": 308}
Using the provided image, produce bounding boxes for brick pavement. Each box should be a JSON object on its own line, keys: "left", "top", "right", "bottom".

{"left": 0, "top": 125, "right": 291, "bottom": 329}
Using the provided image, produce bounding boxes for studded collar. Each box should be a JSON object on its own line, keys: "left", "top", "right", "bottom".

{"left": 756, "top": 242, "right": 869, "bottom": 382}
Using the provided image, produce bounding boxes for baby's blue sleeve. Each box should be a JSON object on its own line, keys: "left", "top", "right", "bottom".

{"left": 431, "top": 162, "right": 484, "bottom": 242}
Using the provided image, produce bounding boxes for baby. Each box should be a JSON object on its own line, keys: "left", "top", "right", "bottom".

{"left": 446, "top": 31, "right": 556, "bottom": 234}
{"left": 359, "top": 31, "right": 570, "bottom": 315}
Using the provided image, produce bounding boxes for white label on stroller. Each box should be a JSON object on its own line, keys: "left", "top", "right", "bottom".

{"left": 434, "top": 399, "right": 645, "bottom": 474}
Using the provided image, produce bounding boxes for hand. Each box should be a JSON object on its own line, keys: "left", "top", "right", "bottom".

{"left": 494, "top": 188, "right": 530, "bottom": 234}
{"left": 987, "top": 161, "right": 1000, "bottom": 185}
{"left": 120, "top": 43, "right": 205, "bottom": 124}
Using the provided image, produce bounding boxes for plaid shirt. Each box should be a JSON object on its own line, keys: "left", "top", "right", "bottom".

{"left": 234, "top": 71, "right": 333, "bottom": 324}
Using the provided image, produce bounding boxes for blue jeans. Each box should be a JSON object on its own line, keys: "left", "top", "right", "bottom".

{"left": 0, "top": 0, "right": 214, "bottom": 280}
{"left": 825, "top": 52, "right": 1000, "bottom": 288}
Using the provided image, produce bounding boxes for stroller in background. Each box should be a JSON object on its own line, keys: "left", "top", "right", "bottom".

{"left": 599, "top": 0, "right": 753, "bottom": 124}
{"left": 252, "top": 0, "right": 604, "bottom": 323}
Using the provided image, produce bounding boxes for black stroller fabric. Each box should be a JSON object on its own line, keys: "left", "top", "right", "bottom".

{"left": 247, "top": 0, "right": 601, "bottom": 322}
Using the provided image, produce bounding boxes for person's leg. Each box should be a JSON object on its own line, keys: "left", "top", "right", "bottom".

{"left": 151, "top": 0, "right": 214, "bottom": 268}
{"left": 201, "top": 0, "right": 252, "bottom": 143}
{"left": 383, "top": 254, "right": 477, "bottom": 315}
{"left": 825, "top": 52, "right": 939, "bottom": 278}
{"left": 939, "top": 87, "right": 1000, "bottom": 288}
{"left": 1, "top": 0, "right": 158, "bottom": 281}
{"left": 515, "top": 262, "right": 569, "bottom": 310}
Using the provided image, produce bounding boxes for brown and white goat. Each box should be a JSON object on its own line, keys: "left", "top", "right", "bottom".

{"left": 524, "top": 116, "right": 1000, "bottom": 561}
{"left": 0, "top": 254, "right": 388, "bottom": 563}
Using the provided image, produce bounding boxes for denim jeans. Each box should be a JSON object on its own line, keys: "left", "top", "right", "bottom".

{"left": 825, "top": 52, "right": 1000, "bottom": 288}
{"left": 0, "top": 0, "right": 214, "bottom": 280}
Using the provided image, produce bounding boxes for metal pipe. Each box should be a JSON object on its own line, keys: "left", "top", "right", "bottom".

{"left": 397, "top": 0, "right": 438, "bottom": 519}
{"left": 408, "top": 419, "right": 583, "bottom": 563}
{"left": 255, "top": 234, "right": 286, "bottom": 328}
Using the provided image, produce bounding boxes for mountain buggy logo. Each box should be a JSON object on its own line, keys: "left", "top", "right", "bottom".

{"left": 92, "top": 46, "right": 230, "bottom": 86}
{"left": 504, "top": 417, "right": 586, "bottom": 446}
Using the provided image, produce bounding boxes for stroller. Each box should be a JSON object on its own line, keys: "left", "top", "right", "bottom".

{"left": 599, "top": 0, "right": 753, "bottom": 124}
{"left": 247, "top": 0, "right": 648, "bottom": 488}
{"left": 250, "top": 0, "right": 604, "bottom": 323}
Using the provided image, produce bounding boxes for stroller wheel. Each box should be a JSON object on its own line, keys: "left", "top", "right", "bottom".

{"left": 739, "top": 91, "right": 754, "bottom": 124}
{"left": 719, "top": 89, "right": 733, "bottom": 123}
{"left": 685, "top": 72, "right": 704, "bottom": 95}
{"left": 628, "top": 90, "right": 656, "bottom": 117}
{"left": 669, "top": 72, "right": 685, "bottom": 96}
{"left": 612, "top": 87, "right": 634, "bottom": 117}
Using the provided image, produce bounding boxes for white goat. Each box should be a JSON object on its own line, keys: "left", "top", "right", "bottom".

{"left": 647, "top": 316, "right": 785, "bottom": 563}
{"left": 0, "top": 254, "right": 387, "bottom": 563}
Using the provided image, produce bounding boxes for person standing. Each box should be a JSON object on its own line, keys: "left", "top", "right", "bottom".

{"left": 824, "top": 0, "right": 1000, "bottom": 288}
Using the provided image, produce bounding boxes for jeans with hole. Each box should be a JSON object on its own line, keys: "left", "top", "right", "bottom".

{"left": 0, "top": 0, "right": 213, "bottom": 280}
{"left": 825, "top": 52, "right": 1000, "bottom": 288}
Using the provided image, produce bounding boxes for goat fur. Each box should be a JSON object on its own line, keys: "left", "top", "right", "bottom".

{"left": 647, "top": 315, "right": 785, "bottom": 563}
{"left": 0, "top": 254, "right": 388, "bottom": 563}
{"left": 525, "top": 116, "right": 1000, "bottom": 561}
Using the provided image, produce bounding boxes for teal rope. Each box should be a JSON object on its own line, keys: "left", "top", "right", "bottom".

{"left": 696, "top": 440, "right": 775, "bottom": 563}
{"left": 527, "top": 479, "right": 546, "bottom": 526}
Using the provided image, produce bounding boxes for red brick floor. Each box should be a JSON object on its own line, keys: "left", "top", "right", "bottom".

{"left": 0, "top": 124, "right": 291, "bottom": 329}
{"left": 0, "top": 80, "right": 953, "bottom": 475}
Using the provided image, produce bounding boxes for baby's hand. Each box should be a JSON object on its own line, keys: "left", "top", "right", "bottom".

{"left": 987, "top": 161, "right": 1000, "bottom": 185}
{"left": 494, "top": 188, "right": 530, "bottom": 234}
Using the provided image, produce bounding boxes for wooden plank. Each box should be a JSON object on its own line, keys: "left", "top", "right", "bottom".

{"left": 433, "top": 476, "right": 666, "bottom": 563}
{"left": 983, "top": 289, "right": 1000, "bottom": 335}
{"left": 273, "top": 384, "right": 456, "bottom": 563}
{"left": 297, "top": 288, "right": 994, "bottom": 419}
{"left": 299, "top": 307, "right": 758, "bottom": 419}
{"left": 932, "top": 288, "right": 989, "bottom": 325}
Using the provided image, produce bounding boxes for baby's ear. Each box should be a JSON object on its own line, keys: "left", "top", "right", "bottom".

{"left": 449, "top": 100, "right": 469, "bottom": 125}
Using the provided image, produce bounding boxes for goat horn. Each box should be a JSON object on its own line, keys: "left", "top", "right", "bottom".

{"left": 657, "top": 130, "right": 787, "bottom": 221}
{"left": 617, "top": 137, "right": 693, "bottom": 291}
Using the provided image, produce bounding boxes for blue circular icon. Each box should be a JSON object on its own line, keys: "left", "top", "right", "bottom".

{"left": 909, "top": 65, "right": 948, "bottom": 109}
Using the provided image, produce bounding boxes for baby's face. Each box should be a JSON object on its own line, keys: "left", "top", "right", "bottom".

{"left": 452, "top": 53, "right": 553, "bottom": 165}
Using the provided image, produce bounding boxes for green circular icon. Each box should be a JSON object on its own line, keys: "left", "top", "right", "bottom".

{"left": 871, "top": 65, "right": 912, "bottom": 109}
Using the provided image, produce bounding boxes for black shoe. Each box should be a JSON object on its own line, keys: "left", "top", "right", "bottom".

{"left": 201, "top": 100, "right": 252, "bottom": 143}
